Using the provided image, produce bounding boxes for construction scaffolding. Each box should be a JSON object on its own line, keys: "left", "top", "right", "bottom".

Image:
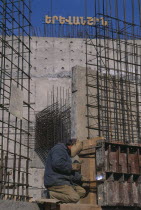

{"left": 35, "top": 87, "right": 71, "bottom": 164}
{"left": 85, "top": 0, "right": 141, "bottom": 207}
{"left": 86, "top": 0, "right": 141, "bottom": 144}
{"left": 0, "top": 0, "right": 31, "bottom": 201}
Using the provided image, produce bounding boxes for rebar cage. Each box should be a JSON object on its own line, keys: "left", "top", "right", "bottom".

{"left": 0, "top": 0, "right": 31, "bottom": 201}
{"left": 35, "top": 87, "right": 71, "bottom": 165}
{"left": 86, "top": 0, "right": 141, "bottom": 144}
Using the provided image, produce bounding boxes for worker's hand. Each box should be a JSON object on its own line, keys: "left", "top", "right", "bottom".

{"left": 72, "top": 163, "right": 81, "bottom": 171}
{"left": 81, "top": 176, "right": 89, "bottom": 182}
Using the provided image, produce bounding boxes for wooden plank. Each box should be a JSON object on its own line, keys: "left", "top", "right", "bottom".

{"left": 44, "top": 203, "right": 60, "bottom": 210}
{"left": 82, "top": 137, "right": 105, "bottom": 150}
{"left": 44, "top": 203, "right": 51, "bottom": 210}
{"left": 79, "top": 137, "right": 105, "bottom": 155}
{"left": 80, "top": 156, "right": 96, "bottom": 204}
{"left": 30, "top": 198, "right": 60, "bottom": 204}
{"left": 79, "top": 148, "right": 95, "bottom": 156}
{"left": 60, "top": 204, "right": 102, "bottom": 210}
{"left": 79, "top": 138, "right": 105, "bottom": 204}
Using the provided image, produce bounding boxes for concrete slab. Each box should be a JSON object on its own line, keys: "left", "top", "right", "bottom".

{"left": 0, "top": 200, "right": 39, "bottom": 210}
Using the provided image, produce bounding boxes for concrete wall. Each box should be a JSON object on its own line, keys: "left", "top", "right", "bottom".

{"left": 30, "top": 37, "right": 87, "bottom": 116}
{"left": 29, "top": 37, "right": 87, "bottom": 199}
{"left": 0, "top": 200, "right": 39, "bottom": 210}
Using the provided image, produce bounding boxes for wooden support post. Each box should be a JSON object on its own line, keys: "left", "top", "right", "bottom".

{"left": 79, "top": 137, "right": 104, "bottom": 205}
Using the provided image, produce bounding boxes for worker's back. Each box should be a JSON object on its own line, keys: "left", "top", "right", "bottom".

{"left": 44, "top": 143, "right": 72, "bottom": 188}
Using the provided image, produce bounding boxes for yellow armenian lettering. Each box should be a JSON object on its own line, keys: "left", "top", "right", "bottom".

{"left": 52, "top": 16, "right": 58, "bottom": 24}
{"left": 45, "top": 15, "right": 108, "bottom": 26}
{"left": 87, "top": 17, "right": 94, "bottom": 25}
{"left": 65, "top": 16, "right": 73, "bottom": 25}
{"left": 80, "top": 17, "right": 86, "bottom": 25}
{"left": 59, "top": 16, "right": 65, "bottom": 24}
{"left": 73, "top": 16, "right": 80, "bottom": 25}
{"left": 100, "top": 17, "right": 108, "bottom": 26}
{"left": 93, "top": 17, "right": 100, "bottom": 25}
{"left": 45, "top": 15, "right": 51, "bottom": 24}
{"left": 104, "top": 21, "right": 108, "bottom": 26}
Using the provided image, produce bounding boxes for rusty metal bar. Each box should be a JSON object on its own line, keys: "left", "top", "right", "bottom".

{"left": 35, "top": 87, "right": 71, "bottom": 165}
{"left": 0, "top": 0, "right": 31, "bottom": 201}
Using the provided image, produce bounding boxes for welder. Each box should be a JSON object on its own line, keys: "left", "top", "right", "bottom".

{"left": 44, "top": 139, "right": 86, "bottom": 203}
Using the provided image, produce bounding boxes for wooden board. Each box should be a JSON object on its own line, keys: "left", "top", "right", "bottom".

{"left": 30, "top": 198, "right": 60, "bottom": 204}
{"left": 79, "top": 137, "right": 104, "bottom": 204}
{"left": 60, "top": 204, "right": 102, "bottom": 210}
{"left": 82, "top": 137, "right": 105, "bottom": 150}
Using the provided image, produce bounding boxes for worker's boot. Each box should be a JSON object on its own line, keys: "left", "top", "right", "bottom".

{"left": 41, "top": 189, "right": 50, "bottom": 199}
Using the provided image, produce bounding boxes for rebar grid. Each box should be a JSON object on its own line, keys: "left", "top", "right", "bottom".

{"left": 86, "top": 0, "right": 141, "bottom": 144}
{"left": 0, "top": 0, "right": 31, "bottom": 201}
{"left": 35, "top": 87, "right": 71, "bottom": 165}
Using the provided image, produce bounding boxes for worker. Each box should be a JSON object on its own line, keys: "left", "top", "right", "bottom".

{"left": 44, "top": 139, "right": 86, "bottom": 203}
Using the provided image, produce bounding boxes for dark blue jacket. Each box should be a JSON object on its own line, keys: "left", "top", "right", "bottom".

{"left": 44, "top": 143, "right": 81, "bottom": 187}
